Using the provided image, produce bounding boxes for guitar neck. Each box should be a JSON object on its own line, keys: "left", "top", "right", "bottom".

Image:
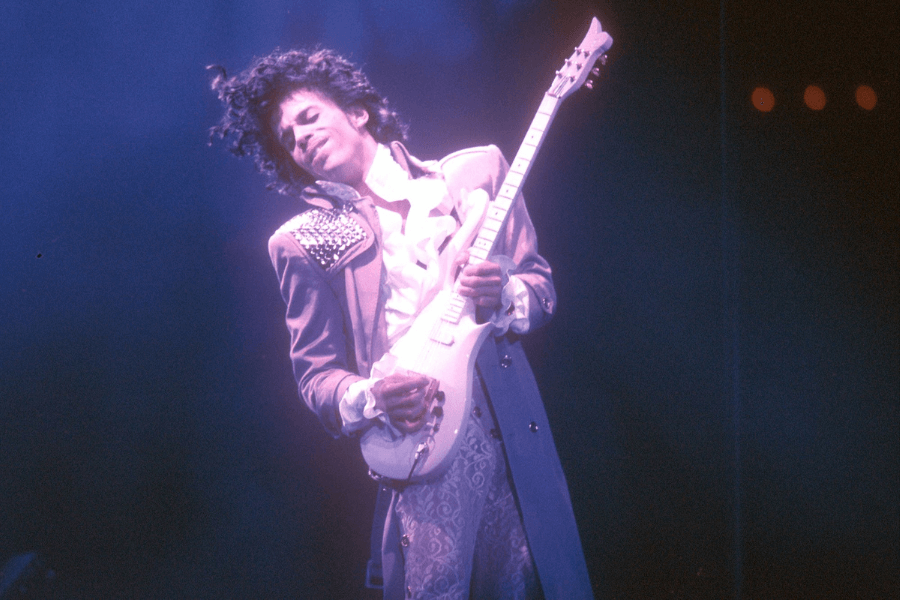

{"left": 465, "top": 93, "right": 562, "bottom": 266}
{"left": 442, "top": 95, "right": 561, "bottom": 327}
{"left": 442, "top": 16, "right": 611, "bottom": 325}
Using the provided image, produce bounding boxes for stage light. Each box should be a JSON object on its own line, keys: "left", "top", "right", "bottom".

{"left": 803, "top": 85, "right": 826, "bottom": 110}
{"left": 751, "top": 87, "right": 775, "bottom": 112}
{"left": 855, "top": 85, "right": 877, "bottom": 110}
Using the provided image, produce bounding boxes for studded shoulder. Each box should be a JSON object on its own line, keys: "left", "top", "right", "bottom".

{"left": 278, "top": 205, "right": 367, "bottom": 270}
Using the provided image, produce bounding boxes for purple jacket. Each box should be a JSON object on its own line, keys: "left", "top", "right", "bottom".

{"left": 268, "top": 143, "right": 593, "bottom": 598}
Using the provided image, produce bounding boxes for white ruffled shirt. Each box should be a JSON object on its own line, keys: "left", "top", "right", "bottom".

{"left": 338, "top": 144, "right": 532, "bottom": 434}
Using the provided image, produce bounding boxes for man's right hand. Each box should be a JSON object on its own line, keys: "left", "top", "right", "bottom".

{"left": 372, "top": 371, "right": 437, "bottom": 434}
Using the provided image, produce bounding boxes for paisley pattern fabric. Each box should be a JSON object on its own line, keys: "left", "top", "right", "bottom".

{"left": 394, "top": 419, "right": 540, "bottom": 599}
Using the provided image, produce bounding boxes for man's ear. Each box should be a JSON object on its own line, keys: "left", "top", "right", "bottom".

{"left": 348, "top": 105, "right": 369, "bottom": 129}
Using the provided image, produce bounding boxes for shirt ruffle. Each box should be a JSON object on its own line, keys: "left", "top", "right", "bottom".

{"left": 339, "top": 145, "right": 531, "bottom": 434}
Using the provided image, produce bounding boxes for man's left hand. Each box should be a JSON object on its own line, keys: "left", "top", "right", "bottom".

{"left": 455, "top": 250, "right": 503, "bottom": 311}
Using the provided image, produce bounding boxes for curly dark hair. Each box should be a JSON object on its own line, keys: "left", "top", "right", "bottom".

{"left": 209, "top": 48, "right": 408, "bottom": 195}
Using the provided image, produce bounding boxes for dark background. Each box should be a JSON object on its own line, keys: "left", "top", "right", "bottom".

{"left": 1, "top": 1, "right": 896, "bottom": 598}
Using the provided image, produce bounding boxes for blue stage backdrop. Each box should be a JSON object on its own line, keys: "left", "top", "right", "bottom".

{"left": 1, "top": 1, "right": 896, "bottom": 598}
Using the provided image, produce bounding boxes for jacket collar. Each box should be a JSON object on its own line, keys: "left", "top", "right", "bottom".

{"left": 387, "top": 141, "right": 435, "bottom": 179}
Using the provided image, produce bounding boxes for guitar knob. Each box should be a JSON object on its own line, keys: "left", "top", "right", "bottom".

{"left": 435, "top": 391, "right": 445, "bottom": 403}
{"left": 432, "top": 406, "right": 444, "bottom": 418}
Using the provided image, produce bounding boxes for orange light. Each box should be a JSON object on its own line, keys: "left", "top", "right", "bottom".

{"left": 752, "top": 87, "right": 775, "bottom": 112}
{"left": 856, "top": 85, "right": 877, "bottom": 110}
{"left": 804, "top": 85, "right": 826, "bottom": 110}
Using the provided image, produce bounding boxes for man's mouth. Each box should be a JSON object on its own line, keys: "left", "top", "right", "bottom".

{"left": 306, "top": 137, "right": 327, "bottom": 168}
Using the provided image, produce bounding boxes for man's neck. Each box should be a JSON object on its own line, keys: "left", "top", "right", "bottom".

{"left": 357, "top": 181, "right": 411, "bottom": 222}
{"left": 355, "top": 142, "right": 412, "bottom": 222}
{"left": 348, "top": 135, "right": 379, "bottom": 196}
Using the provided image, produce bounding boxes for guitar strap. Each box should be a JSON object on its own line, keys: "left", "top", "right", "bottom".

{"left": 365, "top": 484, "right": 392, "bottom": 590}
{"left": 476, "top": 336, "right": 594, "bottom": 599}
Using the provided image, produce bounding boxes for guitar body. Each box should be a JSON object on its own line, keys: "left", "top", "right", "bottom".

{"left": 360, "top": 289, "right": 492, "bottom": 482}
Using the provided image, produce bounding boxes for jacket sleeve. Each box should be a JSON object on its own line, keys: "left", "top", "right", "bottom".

{"left": 268, "top": 230, "right": 362, "bottom": 437}
{"left": 442, "top": 145, "right": 557, "bottom": 332}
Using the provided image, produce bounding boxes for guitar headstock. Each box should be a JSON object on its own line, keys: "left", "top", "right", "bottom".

{"left": 549, "top": 17, "right": 613, "bottom": 99}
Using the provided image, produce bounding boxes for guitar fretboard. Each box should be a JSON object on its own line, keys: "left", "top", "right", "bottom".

{"left": 469, "top": 93, "right": 562, "bottom": 264}
{"left": 437, "top": 18, "right": 612, "bottom": 328}
{"left": 441, "top": 93, "right": 563, "bottom": 326}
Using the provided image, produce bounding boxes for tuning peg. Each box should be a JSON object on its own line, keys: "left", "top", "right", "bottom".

{"left": 583, "top": 65, "right": 602, "bottom": 90}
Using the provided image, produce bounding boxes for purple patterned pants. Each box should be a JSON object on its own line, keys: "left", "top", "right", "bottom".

{"left": 393, "top": 419, "right": 541, "bottom": 599}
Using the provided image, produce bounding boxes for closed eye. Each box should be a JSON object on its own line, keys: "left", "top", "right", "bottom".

{"left": 299, "top": 110, "right": 318, "bottom": 125}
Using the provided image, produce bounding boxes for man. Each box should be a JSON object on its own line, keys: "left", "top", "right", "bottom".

{"left": 210, "top": 48, "right": 592, "bottom": 599}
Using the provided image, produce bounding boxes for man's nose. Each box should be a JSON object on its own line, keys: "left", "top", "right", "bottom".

{"left": 295, "top": 127, "right": 311, "bottom": 153}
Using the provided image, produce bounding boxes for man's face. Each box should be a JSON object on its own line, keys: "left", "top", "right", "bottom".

{"left": 273, "top": 88, "right": 376, "bottom": 189}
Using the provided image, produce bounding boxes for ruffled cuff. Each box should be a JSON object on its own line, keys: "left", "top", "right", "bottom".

{"left": 339, "top": 377, "right": 385, "bottom": 435}
{"left": 490, "top": 256, "right": 532, "bottom": 335}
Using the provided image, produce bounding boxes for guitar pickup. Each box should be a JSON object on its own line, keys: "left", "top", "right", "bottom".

{"left": 430, "top": 329, "right": 454, "bottom": 345}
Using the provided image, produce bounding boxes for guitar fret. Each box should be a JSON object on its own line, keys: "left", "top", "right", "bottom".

{"left": 441, "top": 293, "right": 466, "bottom": 325}
{"left": 532, "top": 113, "right": 550, "bottom": 130}
{"left": 524, "top": 130, "right": 542, "bottom": 144}
{"left": 482, "top": 218, "right": 503, "bottom": 233}
{"left": 498, "top": 185, "right": 517, "bottom": 199}
{"left": 504, "top": 172, "right": 523, "bottom": 187}
{"left": 518, "top": 144, "right": 536, "bottom": 160}
{"left": 493, "top": 197, "right": 513, "bottom": 211}
{"left": 469, "top": 247, "right": 489, "bottom": 261}
{"left": 487, "top": 206, "right": 505, "bottom": 220}
{"left": 443, "top": 311, "right": 460, "bottom": 323}
{"left": 537, "top": 95, "right": 556, "bottom": 115}
{"left": 472, "top": 237, "right": 492, "bottom": 251}
{"left": 512, "top": 158, "right": 530, "bottom": 173}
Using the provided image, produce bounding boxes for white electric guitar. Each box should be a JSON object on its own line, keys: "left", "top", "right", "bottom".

{"left": 360, "top": 17, "right": 613, "bottom": 482}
